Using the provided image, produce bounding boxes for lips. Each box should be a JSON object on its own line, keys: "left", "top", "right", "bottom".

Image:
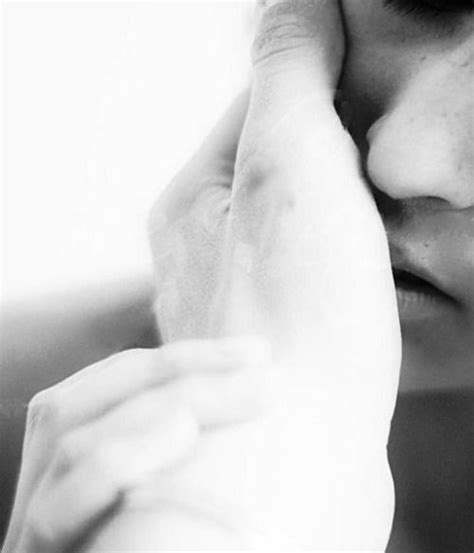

{"left": 389, "top": 242, "right": 457, "bottom": 321}
{"left": 392, "top": 268, "right": 443, "bottom": 297}
{"left": 392, "top": 266, "right": 452, "bottom": 300}
{"left": 376, "top": 208, "right": 473, "bottom": 391}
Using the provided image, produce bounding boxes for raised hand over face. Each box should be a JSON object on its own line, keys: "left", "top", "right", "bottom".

{"left": 149, "top": 0, "right": 400, "bottom": 385}
{"left": 145, "top": 0, "right": 401, "bottom": 549}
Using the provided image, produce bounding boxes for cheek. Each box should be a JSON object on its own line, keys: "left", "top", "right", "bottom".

{"left": 338, "top": 8, "right": 397, "bottom": 145}
{"left": 339, "top": 1, "right": 474, "bottom": 204}
{"left": 338, "top": 0, "right": 450, "bottom": 143}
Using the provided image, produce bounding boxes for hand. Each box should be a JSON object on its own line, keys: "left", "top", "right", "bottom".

{"left": 144, "top": 0, "right": 401, "bottom": 549}
{"left": 149, "top": 0, "right": 347, "bottom": 349}
{"left": 151, "top": 0, "right": 399, "bottom": 427}
{"left": 2, "top": 337, "right": 270, "bottom": 553}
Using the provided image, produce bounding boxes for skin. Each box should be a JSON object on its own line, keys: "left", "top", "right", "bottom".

{"left": 338, "top": 2, "right": 474, "bottom": 551}
{"left": 88, "top": 2, "right": 401, "bottom": 547}
{"left": 339, "top": 0, "right": 474, "bottom": 393}
{"left": 1, "top": 1, "right": 472, "bottom": 552}
{"left": 4, "top": 1, "right": 401, "bottom": 550}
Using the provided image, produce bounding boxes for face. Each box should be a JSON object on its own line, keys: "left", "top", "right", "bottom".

{"left": 339, "top": 0, "right": 474, "bottom": 393}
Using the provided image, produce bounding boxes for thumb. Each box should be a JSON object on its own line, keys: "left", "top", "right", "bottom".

{"left": 219, "top": 0, "right": 400, "bottom": 410}
{"left": 244, "top": 0, "right": 345, "bottom": 150}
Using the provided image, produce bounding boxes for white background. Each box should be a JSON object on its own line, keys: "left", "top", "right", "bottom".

{"left": 2, "top": 1, "right": 253, "bottom": 301}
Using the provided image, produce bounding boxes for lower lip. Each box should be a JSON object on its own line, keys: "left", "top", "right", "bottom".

{"left": 395, "top": 283, "right": 452, "bottom": 322}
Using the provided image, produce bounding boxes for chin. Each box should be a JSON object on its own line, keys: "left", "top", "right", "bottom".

{"left": 398, "top": 322, "right": 473, "bottom": 394}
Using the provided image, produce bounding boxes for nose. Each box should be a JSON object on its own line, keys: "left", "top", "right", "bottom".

{"left": 366, "top": 38, "right": 474, "bottom": 209}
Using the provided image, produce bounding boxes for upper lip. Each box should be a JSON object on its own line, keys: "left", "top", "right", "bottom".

{"left": 389, "top": 242, "right": 455, "bottom": 302}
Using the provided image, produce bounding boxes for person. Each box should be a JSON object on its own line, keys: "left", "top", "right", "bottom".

{"left": 1, "top": 0, "right": 473, "bottom": 551}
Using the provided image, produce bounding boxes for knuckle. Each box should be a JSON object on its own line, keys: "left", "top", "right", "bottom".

{"left": 235, "top": 144, "right": 272, "bottom": 184}
{"left": 27, "top": 389, "right": 62, "bottom": 434}
{"left": 235, "top": 148, "right": 296, "bottom": 210}
{"left": 235, "top": 138, "right": 285, "bottom": 195}
{"left": 54, "top": 433, "right": 84, "bottom": 471}
{"left": 252, "top": 0, "right": 316, "bottom": 66}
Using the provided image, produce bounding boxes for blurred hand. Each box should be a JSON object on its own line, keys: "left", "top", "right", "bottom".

{"left": 2, "top": 337, "right": 270, "bottom": 553}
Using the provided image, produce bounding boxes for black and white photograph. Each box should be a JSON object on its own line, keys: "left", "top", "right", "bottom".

{"left": 1, "top": 1, "right": 473, "bottom": 551}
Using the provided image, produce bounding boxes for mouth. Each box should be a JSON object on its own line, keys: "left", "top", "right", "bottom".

{"left": 393, "top": 267, "right": 443, "bottom": 296}
{"left": 392, "top": 265, "right": 455, "bottom": 321}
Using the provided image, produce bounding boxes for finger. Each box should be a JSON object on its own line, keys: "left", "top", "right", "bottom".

{"left": 148, "top": 90, "right": 249, "bottom": 243}
{"left": 223, "top": 1, "right": 400, "bottom": 394}
{"left": 52, "top": 364, "right": 269, "bottom": 478}
{"left": 38, "top": 336, "right": 270, "bottom": 433}
{"left": 239, "top": 0, "right": 345, "bottom": 161}
{"left": 18, "top": 336, "right": 269, "bottom": 509}
{"left": 147, "top": 93, "right": 251, "bottom": 343}
{"left": 191, "top": 89, "right": 250, "bottom": 177}
{"left": 222, "top": 1, "right": 357, "bottom": 327}
{"left": 234, "top": 0, "right": 350, "bottom": 205}
{"left": 21, "top": 406, "right": 198, "bottom": 553}
{"left": 60, "top": 337, "right": 269, "bottom": 428}
{"left": 62, "top": 334, "right": 260, "bottom": 386}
